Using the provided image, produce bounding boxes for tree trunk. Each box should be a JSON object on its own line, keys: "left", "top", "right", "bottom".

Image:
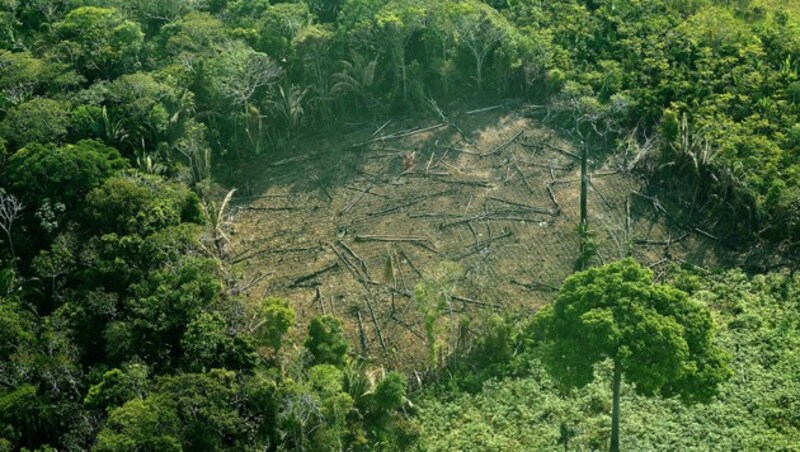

{"left": 610, "top": 359, "right": 622, "bottom": 452}
{"left": 580, "top": 141, "right": 588, "bottom": 227}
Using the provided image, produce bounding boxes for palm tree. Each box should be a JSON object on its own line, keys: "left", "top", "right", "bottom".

{"left": 332, "top": 52, "right": 382, "bottom": 120}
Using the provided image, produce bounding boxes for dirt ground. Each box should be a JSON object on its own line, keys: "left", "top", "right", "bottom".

{"left": 224, "top": 106, "right": 731, "bottom": 371}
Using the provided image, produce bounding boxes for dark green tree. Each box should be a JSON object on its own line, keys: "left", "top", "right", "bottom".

{"left": 84, "top": 172, "right": 203, "bottom": 237}
{"left": 6, "top": 140, "right": 127, "bottom": 211}
{"left": 0, "top": 98, "right": 71, "bottom": 151}
{"left": 534, "top": 258, "right": 731, "bottom": 452}
{"left": 305, "top": 315, "right": 348, "bottom": 367}
{"left": 51, "top": 6, "right": 144, "bottom": 80}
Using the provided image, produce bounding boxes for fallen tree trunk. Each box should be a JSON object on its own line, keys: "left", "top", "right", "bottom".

{"left": 290, "top": 262, "right": 339, "bottom": 287}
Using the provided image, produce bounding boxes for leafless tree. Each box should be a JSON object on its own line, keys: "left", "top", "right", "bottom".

{"left": 216, "top": 45, "right": 283, "bottom": 110}
{"left": 453, "top": 10, "right": 507, "bottom": 92}
{"left": 0, "top": 192, "right": 23, "bottom": 259}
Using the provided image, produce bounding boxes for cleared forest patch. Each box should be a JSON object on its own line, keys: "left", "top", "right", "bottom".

{"left": 225, "top": 106, "right": 733, "bottom": 371}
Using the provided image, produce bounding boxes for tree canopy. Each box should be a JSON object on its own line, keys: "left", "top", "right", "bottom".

{"left": 534, "top": 258, "right": 731, "bottom": 450}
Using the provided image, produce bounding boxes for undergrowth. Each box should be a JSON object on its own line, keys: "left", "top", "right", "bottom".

{"left": 415, "top": 268, "right": 800, "bottom": 450}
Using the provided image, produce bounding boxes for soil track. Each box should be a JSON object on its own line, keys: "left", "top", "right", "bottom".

{"left": 225, "top": 106, "right": 731, "bottom": 370}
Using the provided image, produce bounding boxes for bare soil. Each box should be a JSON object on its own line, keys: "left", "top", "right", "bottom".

{"left": 223, "top": 106, "right": 732, "bottom": 371}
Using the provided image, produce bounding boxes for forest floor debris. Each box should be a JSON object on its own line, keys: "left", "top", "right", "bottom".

{"left": 226, "top": 106, "right": 736, "bottom": 370}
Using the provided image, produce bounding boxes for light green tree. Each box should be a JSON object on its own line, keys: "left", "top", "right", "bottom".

{"left": 534, "top": 258, "right": 730, "bottom": 452}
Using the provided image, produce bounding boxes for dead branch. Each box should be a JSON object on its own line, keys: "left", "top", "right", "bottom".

{"left": 511, "top": 279, "right": 559, "bottom": 292}
{"left": 632, "top": 191, "right": 723, "bottom": 243}
{"left": 390, "top": 314, "right": 426, "bottom": 341}
{"left": 340, "top": 184, "right": 374, "bottom": 214}
{"left": 270, "top": 153, "right": 315, "bottom": 167}
{"left": 467, "top": 221, "right": 480, "bottom": 251}
{"left": 315, "top": 288, "right": 326, "bottom": 314}
{"left": 353, "top": 122, "right": 447, "bottom": 147}
{"left": 354, "top": 167, "right": 388, "bottom": 184}
{"left": 487, "top": 196, "right": 560, "bottom": 216}
{"left": 440, "top": 211, "right": 543, "bottom": 228}
{"left": 311, "top": 175, "right": 333, "bottom": 202}
{"left": 452, "top": 295, "right": 502, "bottom": 310}
{"left": 634, "top": 234, "right": 688, "bottom": 246}
{"left": 408, "top": 212, "right": 462, "bottom": 219}
{"left": 234, "top": 193, "right": 294, "bottom": 201}
{"left": 366, "top": 190, "right": 455, "bottom": 218}
{"left": 587, "top": 179, "right": 613, "bottom": 209}
{"left": 230, "top": 245, "right": 321, "bottom": 265}
{"left": 365, "top": 296, "right": 387, "bottom": 352}
{"left": 355, "top": 235, "right": 437, "bottom": 253}
{"left": 482, "top": 131, "right": 524, "bottom": 157}
{"left": 399, "top": 250, "right": 423, "bottom": 277}
{"left": 394, "top": 252, "right": 408, "bottom": 292}
{"left": 290, "top": 262, "right": 339, "bottom": 287}
{"left": 546, "top": 184, "right": 561, "bottom": 209}
{"left": 445, "top": 146, "right": 482, "bottom": 156}
{"left": 515, "top": 159, "right": 572, "bottom": 171}
{"left": 513, "top": 161, "right": 535, "bottom": 195}
{"left": 648, "top": 258, "right": 670, "bottom": 268}
{"left": 454, "top": 230, "right": 512, "bottom": 260}
{"left": 341, "top": 185, "right": 388, "bottom": 199}
{"left": 466, "top": 105, "right": 502, "bottom": 115}
{"left": 521, "top": 141, "right": 580, "bottom": 160}
{"left": 337, "top": 240, "right": 369, "bottom": 275}
{"left": 242, "top": 206, "right": 301, "bottom": 212}
{"left": 227, "top": 271, "right": 269, "bottom": 296}
{"left": 370, "top": 119, "right": 392, "bottom": 139}
{"left": 329, "top": 242, "right": 363, "bottom": 280}
{"left": 694, "top": 228, "right": 720, "bottom": 242}
{"left": 356, "top": 308, "right": 368, "bottom": 353}
{"left": 550, "top": 176, "right": 581, "bottom": 186}
{"left": 430, "top": 176, "right": 494, "bottom": 188}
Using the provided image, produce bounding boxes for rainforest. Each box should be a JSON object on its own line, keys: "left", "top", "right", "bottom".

{"left": 0, "top": 0, "right": 799, "bottom": 450}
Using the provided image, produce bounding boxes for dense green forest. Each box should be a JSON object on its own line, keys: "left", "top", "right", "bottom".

{"left": 1, "top": 0, "right": 799, "bottom": 450}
